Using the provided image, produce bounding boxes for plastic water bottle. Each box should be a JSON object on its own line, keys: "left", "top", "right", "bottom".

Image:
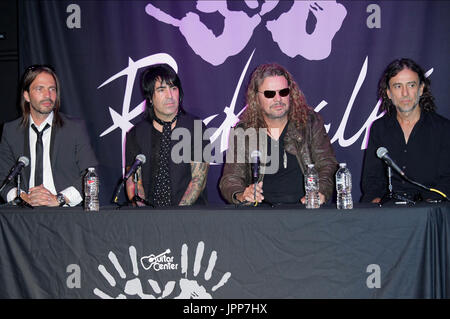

{"left": 84, "top": 167, "right": 99, "bottom": 211}
{"left": 305, "top": 164, "right": 320, "bottom": 209}
{"left": 336, "top": 163, "right": 353, "bottom": 209}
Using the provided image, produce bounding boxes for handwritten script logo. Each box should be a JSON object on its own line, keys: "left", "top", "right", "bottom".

{"left": 97, "top": 2, "right": 433, "bottom": 171}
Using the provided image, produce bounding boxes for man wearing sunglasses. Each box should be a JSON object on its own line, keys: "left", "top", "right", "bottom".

{"left": 220, "top": 63, "right": 338, "bottom": 206}
{"left": 0, "top": 65, "right": 98, "bottom": 207}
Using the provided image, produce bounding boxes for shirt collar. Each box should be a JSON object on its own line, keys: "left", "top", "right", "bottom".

{"left": 388, "top": 108, "right": 426, "bottom": 127}
{"left": 29, "top": 112, "right": 54, "bottom": 130}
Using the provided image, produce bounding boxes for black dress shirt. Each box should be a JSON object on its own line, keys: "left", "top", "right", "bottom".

{"left": 361, "top": 110, "right": 450, "bottom": 202}
{"left": 263, "top": 124, "right": 304, "bottom": 204}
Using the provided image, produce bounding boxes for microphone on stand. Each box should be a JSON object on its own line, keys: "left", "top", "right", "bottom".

{"left": 0, "top": 156, "right": 30, "bottom": 193}
{"left": 251, "top": 150, "right": 260, "bottom": 206}
{"left": 376, "top": 147, "right": 405, "bottom": 177}
{"left": 376, "top": 147, "right": 448, "bottom": 201}
{"left": 251, "top": 150, "right": 260, "bottom": 184}
{"left": 113, "top": 154, "right": 146, "bottom": 204}
{"left": 123, "top": 154, "right": 146, "bottom": 182}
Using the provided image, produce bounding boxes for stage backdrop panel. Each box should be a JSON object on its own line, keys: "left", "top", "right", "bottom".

{"left": 16, "top": 0, "right": 450, "bottom": 205}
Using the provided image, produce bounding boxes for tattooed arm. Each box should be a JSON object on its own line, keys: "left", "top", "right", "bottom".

{"left": 179, "top": 162, "right": 209, "bottom": 206}
{"left": 125, "top": 166, "right": 146, "bottom": 206}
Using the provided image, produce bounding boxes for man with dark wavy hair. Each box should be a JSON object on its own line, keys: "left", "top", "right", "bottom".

{"left": 125, "top": 64, "right": 208, "bottom": 207}
{"left": 361, "top": 58, "right": 450, "bottom": 203}
{"left": 219, "top": 63, "right": 338, "bottom": 205}
{"left": 0, "top": 65, "right": 98, "bottom": 207}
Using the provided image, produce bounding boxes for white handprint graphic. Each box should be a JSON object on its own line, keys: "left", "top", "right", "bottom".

{"left": 93, "top": 242, "right": 231, "bottom": 299}
{"left": 93, "top": 246, "right": 175, "bottom": 299}
{"left": 175, "top": 241, "right": 231, "bottom": 299}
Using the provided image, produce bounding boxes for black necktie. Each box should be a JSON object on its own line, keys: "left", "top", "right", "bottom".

{"left": 31, "top": 123, "right": 50, "bottom": 186}
{"left": 153, "top": 114, "right": 178, "bottom": 207}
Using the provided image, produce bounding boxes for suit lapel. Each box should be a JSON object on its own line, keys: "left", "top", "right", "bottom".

{"left": 49, "top": 122, "right": 58, "bottom": 176}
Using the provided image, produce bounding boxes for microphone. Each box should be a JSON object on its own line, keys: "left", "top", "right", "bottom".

{"left": 123, "top": 154, "right": 146, "bottom": 181}
{"left": 376, "top": 147, "right": 448, "bottom": 201}
{"left": 250, "top": 150, "right": 261, "bottom": 206}
{"left": 112, "top": 154, "right": 146, "bottom": 204}
{"left": 0, "top": 156, "right": 30, "bottom": 192}
{"left": 250, "top": 150, "right": 260, "bottom": 183}
{"left": 376, "top": 147, "right": 405, "bottom": 177}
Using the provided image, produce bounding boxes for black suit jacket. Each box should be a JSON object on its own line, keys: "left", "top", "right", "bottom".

{"left": 0, "top": 113, "right": 98, "bottom": 201}
{"left": 125, "top": 111, "right": 207, "bottom": 206}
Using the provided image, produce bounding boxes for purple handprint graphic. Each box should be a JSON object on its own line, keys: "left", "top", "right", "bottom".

{"left": 146, "top": 1, "right": 261, "bottom": 66}
{"left": 146, "top": 1, "right": 346, "bottom": 65}
{"left": 266, "top": 1, "right": 347, "bottom": 60}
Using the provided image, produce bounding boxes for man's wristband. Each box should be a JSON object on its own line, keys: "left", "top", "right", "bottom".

{"left": 232, "top": 192, "right": 244, "bottom": 204}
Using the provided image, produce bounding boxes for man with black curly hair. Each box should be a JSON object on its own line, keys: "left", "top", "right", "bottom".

{"left": 361, "top": 58, "right": 450, "bottom": 203}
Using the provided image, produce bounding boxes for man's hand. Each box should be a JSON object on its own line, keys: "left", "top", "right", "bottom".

{"left": 26, "top": 185, "right": 59, "bottom": 207}
{"left": 371, "top": 197, "right": 381, "bottom": 204}
{"left": 125, "top": 169, "right": 146, "bottom": 207}
{"left": 300, "top": 192, "right": 326, "bottom": 205}
{"left": 236, "top": 181, "right": 264, "bottom": 203}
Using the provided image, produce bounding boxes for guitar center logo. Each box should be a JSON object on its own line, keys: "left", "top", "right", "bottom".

{"left": 93, "top": 241, "right": 231, "bottom": 299}
{"left": 140, "top": 249, "right": 178, "bottom": 271}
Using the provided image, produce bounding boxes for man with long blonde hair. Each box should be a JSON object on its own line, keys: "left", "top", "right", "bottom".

{"left": 220, "top": 63, "right": 337, "bottom": 205}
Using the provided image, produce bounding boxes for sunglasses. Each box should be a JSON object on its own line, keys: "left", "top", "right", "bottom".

{"left": 258, "top": 88, "right": 290, "bottom": 99}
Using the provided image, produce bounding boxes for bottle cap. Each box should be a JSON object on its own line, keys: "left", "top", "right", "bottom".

{"left": 307, "top": 164, "right": 314, "bottom": 168}
{"left": 339, "top": 163, "right": 347, "bottom": 167}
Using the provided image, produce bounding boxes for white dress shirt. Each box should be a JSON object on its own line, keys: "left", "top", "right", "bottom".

{"left": 7, "top": 113, "right": 82, "bottom": 206}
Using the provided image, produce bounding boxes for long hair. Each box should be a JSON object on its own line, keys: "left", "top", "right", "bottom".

{"left": 378, "top": 58, "right": 436, "bottom": 114}
{"left": 20, "top": 64, "right": 64, "bottom": 127}
{"left": 141, "top": 63, "right": 184, "bottom": 120}
{"left": 19, "top": 64, "right": 63, "bottom": 128}
{"left": 240, "top": 63, "right": 310, "bottom": 130}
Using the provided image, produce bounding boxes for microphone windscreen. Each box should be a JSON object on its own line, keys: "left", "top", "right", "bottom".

{"left": 250, "top": 150, "right": 261, "bottom": 164}
{"left": 376, "top": 147, "right": 388, "bottom": 159}
{"left": 250, "top": 150, "right": 261, "bottom": 159}
{"left": 18, "top": 156, "right": 30, "bottom": 167}
{"left": 136, "top": 154, "right": 146, "bottom": 164}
